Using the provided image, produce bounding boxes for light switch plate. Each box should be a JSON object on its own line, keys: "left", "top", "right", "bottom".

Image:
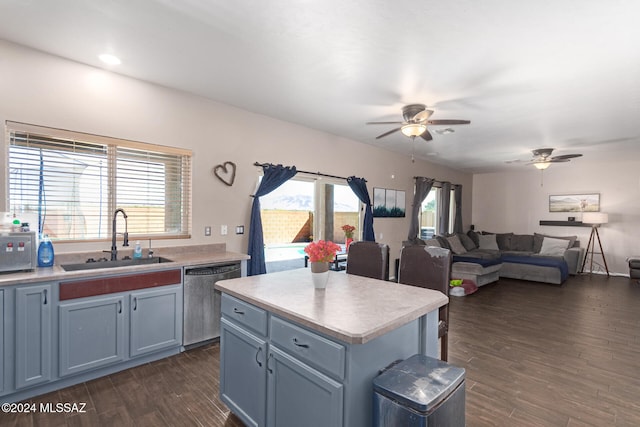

{"left": 221, "top": 225, "right": 228, "bottom": 235}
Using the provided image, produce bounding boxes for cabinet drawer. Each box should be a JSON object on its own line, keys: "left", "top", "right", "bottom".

{"left": 270, "top": 316, "right": 345, "bottom": 380}
{"left": 221, "top": 294, "right": 267, "bottom": 337}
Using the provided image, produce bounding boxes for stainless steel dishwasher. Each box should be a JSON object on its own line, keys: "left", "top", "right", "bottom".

{"left": 183, "top": 262, "right": 241, "bottom": 348}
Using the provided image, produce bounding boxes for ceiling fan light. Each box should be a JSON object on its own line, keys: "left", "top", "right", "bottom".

{"left": 401, "top": 123, "right": 427, "bottom": 137}
{"left": 534, "top": 161, "right": 551, "bottom": 170}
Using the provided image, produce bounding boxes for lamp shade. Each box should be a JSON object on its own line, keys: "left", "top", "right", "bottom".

{"left": 582, "top": 212, "right": 608, "bottom": 224}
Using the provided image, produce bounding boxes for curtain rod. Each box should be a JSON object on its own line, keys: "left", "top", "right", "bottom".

{"left": 254, "top": 162, "right": 351, "bottom": 181}
{"left": 413, "top": 176, "right": 461, "bottom": 188}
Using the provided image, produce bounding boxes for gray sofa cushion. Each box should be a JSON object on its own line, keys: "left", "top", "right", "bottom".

{"left": 435, "top": 235, "right": 451, "bottom": 250}
{"left": 422, "top": 238, "right": 441, "bottom": 247}
{"left": 447, "top": 235, "right": 468, "bottom": 255}
{"left": 511, "top": 234, "right": 535, "bottom": 252}
{"left": 467, "top": 230, "right": 480, "bottom": 247}
{"left": 458, "top": 233, "right": 477, "bottom": 251}
{"left": 478, "top": 234, "right": 499, "bottom": 250}
{"left": 482, "top": 231, "right": 513, "bottom": 250}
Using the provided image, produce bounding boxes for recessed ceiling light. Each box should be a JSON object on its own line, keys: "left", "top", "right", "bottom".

{"left": 99, "top": 54, "right": 121, "bottom": 65}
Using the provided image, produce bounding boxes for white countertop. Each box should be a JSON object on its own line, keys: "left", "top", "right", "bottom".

{"left": 215, "top": 268, "right": 448, "bottom": 345}
{"left": 0, "top": 244, "right": 249, "bottom": 287}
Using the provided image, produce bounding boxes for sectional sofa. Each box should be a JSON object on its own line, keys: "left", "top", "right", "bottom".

{"left": 423, "top": 230, "right": 584, "bottom": 286}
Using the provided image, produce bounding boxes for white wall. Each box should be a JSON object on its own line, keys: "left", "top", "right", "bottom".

{"left": 0, "top": 40, "right": 473, "bottom": 263}
{"left": 472, "top": 162, "right": 640, "bottom": 275}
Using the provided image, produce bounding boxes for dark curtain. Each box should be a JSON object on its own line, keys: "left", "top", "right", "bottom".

{"left": 247, "top": 164, "right": 298, "bottom": 275}
{"left": 438, "top": 181, "right": 452, "bottom": 235}
{"left": 453, "top": 185, "right": 463, "bottom": 233}
{"left": 407, "top": 177, "right": 435, "bottom": 241}
{"left": 347, "top": 176, "right": 375, "bottom": 242}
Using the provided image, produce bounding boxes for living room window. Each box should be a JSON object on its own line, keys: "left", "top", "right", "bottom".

{"left": 420, "top": 188, "right": 438, "bottom": 239}
{"left": 6, "top": 122, "right": 192, "bottom": 241}
{"left": 420, "top": 186, "right": 456, "bottom": 237}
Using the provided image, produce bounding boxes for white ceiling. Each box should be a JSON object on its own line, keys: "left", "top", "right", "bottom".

{"left": 1, "top": 0, "right": 639, "bottom": 173}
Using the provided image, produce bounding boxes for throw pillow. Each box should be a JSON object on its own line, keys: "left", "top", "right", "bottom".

{"left": 481, "top": 231, "right": 513, "bottom": 250}
{"left": 533, "top": 233, "right": 577, "bottom": 253}
{"left": 467, "top": 230, "right": 480, "bottom": 247}
{"left": 422, "top": 238, "right": 441, "bottom": 247}
{"left": 447, "top": 235, "right": 467, "bottom": 255}
{"left": 458, "top": 233, "right": 477, "bottom": 251}
{"left": 435, "top": 235, "right": 451, "bottom": 250}
{"left": 478, "top": 234, "right": 499, "bottom": 250}
{"left": 539, "top": 237, "right": 571, "bottom": 256}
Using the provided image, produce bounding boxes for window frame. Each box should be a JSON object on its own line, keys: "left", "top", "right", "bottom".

{"left": 6, "top": 121, "right": 192, "bottom": 242}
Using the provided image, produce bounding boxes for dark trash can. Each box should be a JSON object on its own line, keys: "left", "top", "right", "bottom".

{"left": 373, "top": 354, "right": 465, "bottom": 427}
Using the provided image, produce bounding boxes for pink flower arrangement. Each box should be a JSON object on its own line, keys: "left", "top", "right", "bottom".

{"left": 304, "top": 240, "right": 342, "bottom": 263}
{"left": 341, "top": 224, "right": 355, "bottom": 239}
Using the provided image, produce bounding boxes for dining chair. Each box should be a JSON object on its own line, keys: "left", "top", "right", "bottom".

{"left": 397, "top": 245, "right": 452, "bottom": 361}
{"left": 345, "top": 241, "right": 390, "bottom": 281}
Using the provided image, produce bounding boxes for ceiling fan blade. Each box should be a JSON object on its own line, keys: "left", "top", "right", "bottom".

{"left": 551, "top": 154, "right": 582, "bottom": 160}
{"left": 548, "top": 159, "right": 570, "bottom": 163}
{"left": 412, "top": 109, "right": 434, "bottom": 122}
{"left": 375, "top": 127, "right": 402, "bottom": 139}
{"left": 420, "top": 130, "right": 433, "bottom": 141}
{"left": 366, "top": 121, "right": 404, "bottom": 125}
{"left": 427, "top": 119, "right": 471, "bottom": 125}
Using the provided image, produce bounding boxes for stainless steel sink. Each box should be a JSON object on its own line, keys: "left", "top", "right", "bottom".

{"left": 61, "top": 257, "right": 174, "bottom": 272}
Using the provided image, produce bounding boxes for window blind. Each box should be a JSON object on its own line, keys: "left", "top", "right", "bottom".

{"left": 6, "top": 122, "right": 192, "bottom": 241}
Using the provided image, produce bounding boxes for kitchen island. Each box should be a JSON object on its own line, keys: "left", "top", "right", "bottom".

{"left": 215, "top": 268, "right": 448, "bottom": 427}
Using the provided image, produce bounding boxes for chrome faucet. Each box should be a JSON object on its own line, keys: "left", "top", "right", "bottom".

{"left": 110, "top": 208, "right": 129, "bottom": 261}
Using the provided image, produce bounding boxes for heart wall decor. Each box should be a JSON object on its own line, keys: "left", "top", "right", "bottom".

{"left": 213, "top": 161, "right": 236, "bottom": 186}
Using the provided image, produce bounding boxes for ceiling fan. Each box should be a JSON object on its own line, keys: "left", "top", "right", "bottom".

{"left": 367, "top": 104, "right": 470, "bottom": 141}
{"left": 527, "top": 148, "right": 583, "bottom": 169}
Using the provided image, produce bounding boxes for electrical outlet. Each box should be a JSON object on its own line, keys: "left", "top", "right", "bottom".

{"left": 204, "top": 226, "right": 211, "bottom": 236}
{"left": 379, "top": 232, "right": 383, "bottom": 240}
{"left": 221, "top": 225, "right": 228, "bottom": 235}
{"left": 236, "top": 225, "right": 244, "bottom": 235}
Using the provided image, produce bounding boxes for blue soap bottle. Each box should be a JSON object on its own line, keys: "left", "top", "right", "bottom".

{"left": 133, "top": 241, "right": 143, "bottom": 259}
{"left": 37, "top": 234, "right": 55, "bottom": 267}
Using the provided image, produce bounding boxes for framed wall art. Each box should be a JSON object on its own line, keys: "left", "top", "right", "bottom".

{"left": 373, "top": 187, "right": 406, "bottom": 217}
{"left": 549, "top": 193, "right": 600, "bottom": 212}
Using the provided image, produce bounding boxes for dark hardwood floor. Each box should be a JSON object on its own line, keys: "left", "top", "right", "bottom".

{"left": 3, "top": 274, "right": 639, "bottom": 426}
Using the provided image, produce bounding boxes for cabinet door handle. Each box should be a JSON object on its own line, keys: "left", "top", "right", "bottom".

{"left": 118, "top": 300, "right": 122, "bottom": 314}
{"left": 43, "top": 289, "right": 48, "bottom": 305}
{"left": 233, "top": 307, "right": 245, "bottom": 315}
{"left": 292, "top": 337, "right": 309, "bottom": 348}
{"left": 133, "top": 297, "right": 137, "bottom": 311}
{"left": 255, "top": 347, "right": 263, "bottom": 367}
{"left": 267, "top": 353, "right": 273, "bottom": 374}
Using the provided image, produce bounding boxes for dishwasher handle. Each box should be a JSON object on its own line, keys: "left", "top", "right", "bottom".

{"left": 185, "top": 263, "right": 241, "bottom": 276}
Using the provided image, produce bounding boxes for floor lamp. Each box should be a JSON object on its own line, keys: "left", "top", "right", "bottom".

{"left": 580, "top": 212, "right": 609, "bottom": 276}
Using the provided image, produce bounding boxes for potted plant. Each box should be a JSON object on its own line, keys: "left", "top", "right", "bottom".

{"left": 304, "top": 240, "right": 341, "bottom": 288}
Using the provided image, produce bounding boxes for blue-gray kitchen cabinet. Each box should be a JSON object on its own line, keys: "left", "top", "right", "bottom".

{"left": 129, "top": 285, "right": 182, "bottom": 357}
{"left": 58, "top": 295, "right": 126, "bottom": 377}
{"left": 15, "top": 283, "right": 52, "bottom": 390}
{"left": 267, "top": 346, "right": 343, "bottom": 427}
{"left": 220, "top": 293, "right": 345, "bottom": 427}
{"left": 220, "top": 316, "right": 268, "bottom": 427}
{"left": 0, "top": 289, "right": 4, "bottom": 395}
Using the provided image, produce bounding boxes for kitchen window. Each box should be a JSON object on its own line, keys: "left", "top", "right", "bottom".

{"left": 6, "top": 122, "right": 192, "bottom": 241}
